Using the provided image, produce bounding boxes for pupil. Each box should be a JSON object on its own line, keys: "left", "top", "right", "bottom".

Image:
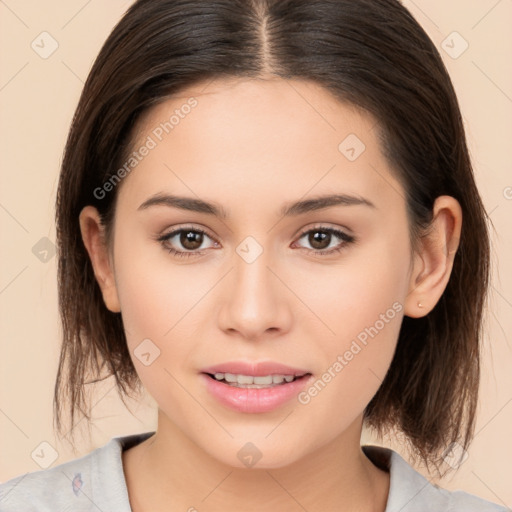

{"left": 181, "top": 231, "right": 202, "bottom": 250}
{"left": 310, "top": 231, "right": 329, "bottom": 250}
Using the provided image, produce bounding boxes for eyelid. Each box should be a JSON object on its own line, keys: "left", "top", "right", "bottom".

{"left": 159, "top": 223, "right": 216, "bottom": 239}
{"left": 295, "top": 222, "right": 353, "bottom": 238}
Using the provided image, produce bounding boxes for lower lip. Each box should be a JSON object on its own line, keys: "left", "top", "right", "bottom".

{"left": 201, "top": 373, "right": 312, "bottom": 413}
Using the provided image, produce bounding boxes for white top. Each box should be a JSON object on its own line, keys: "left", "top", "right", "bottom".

{"left": 0, "top": 431, "right": 508, "bottom": 511}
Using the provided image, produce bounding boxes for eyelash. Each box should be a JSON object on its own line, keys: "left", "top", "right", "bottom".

{"left": 156, "top": 225, "right": 356, "bottom": 259}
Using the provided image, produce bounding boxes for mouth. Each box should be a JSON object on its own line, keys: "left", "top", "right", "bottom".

{"left": 203, "top": 372, "right": 311, "bottom": 389}
{"left": 199, "top": 360, "right": 313, "bottom": 412}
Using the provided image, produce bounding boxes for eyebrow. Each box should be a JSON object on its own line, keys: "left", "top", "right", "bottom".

{"left": 137, "top": 192, "right": 376, "bottom": 218}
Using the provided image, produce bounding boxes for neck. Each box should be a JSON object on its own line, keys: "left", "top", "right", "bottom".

{"left": 122, "top": 410, "right": 390, "bottom": 512}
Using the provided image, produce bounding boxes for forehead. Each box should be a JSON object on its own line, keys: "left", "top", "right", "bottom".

{"left": 119, "top": 77, "right": 404, "bottom": 216}
{"left": 136, "top": 77, "right": 374, "bottom": 155}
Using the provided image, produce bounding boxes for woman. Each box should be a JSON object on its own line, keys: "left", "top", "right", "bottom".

{"left": 0, "top": 0, "right": 507, "bottom": 510}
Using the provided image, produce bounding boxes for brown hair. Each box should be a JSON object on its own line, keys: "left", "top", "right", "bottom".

{"left": 54, "top": 0, "right": 490, "bottom": 473}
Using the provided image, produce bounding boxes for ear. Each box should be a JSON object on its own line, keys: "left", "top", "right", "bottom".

{"left": 404, "top": 195, "right": 462, "bottom": 318}
{"left": 79, "top": 206, "right": 121, "bottom": 313}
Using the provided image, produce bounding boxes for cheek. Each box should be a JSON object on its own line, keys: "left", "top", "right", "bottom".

{"left": 111, "top": 236, "right": 211, "bottom": 392}
{"left": 291, "top": 232, "right": 409, "bottom": 347}
{"left": 113, "top": 259, "right": 205, "bottom": 419}
{"left": 113, "top": 233, "right": 210, "bottom": 340}
{"left": 291, "top": 300, "right": 403, "bottom": 452}
{"left": 295, "top": 309, "right": 402, "bottom": 451}
{"left": 291, "top": 238, "right": 408, "bottom": 420}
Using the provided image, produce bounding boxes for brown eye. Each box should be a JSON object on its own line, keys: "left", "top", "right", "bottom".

{"left": 157, "top": 227, "right": 217, "bottom": 258}
{"left": 179, "top": 230, "right": 204, "bottom": 250}
{"left": 307, "top": 230, "right": 331, "bottom": 250}
{"left": 294, "top": 227, "right": 355, "bottom": 256}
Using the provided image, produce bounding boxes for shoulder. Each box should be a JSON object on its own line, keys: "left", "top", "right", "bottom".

{"left": 0, "top": 431, "right": 155, "bottom": 512}
{"left": 362, "top": 445, "right": 510, "bottom": 512}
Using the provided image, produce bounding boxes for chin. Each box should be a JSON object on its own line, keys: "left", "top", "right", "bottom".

{"left": 203, "top": 437, "right": 310, "bottom": 471}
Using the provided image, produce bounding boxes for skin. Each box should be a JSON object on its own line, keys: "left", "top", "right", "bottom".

{"left": 80, "top": 77, "right": 462, "bottom": 512}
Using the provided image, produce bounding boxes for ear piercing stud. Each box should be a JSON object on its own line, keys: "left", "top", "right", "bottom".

{"left": 417, "top": 302, "right": 424, "bottom": 308}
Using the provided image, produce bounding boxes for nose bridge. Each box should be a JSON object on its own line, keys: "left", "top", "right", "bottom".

{"left": 232, "top": 238, "right": 277, "bottom": 313}
{"left": 218, "top": 235, "right": 290, "bottom": 337}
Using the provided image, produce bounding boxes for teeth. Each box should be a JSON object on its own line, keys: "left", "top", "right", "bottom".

{"left": 253, "top": 375, "right": 273, "bottom": 385}
{"left": 212, "top": 372, "right": 299, "bottom": 386}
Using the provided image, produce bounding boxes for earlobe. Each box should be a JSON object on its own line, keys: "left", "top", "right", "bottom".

{"left": 404, "top": 196, "right": 462, "bottom": 318}
{"left": 79, "top": 206, "right": 121, "bottom": 313}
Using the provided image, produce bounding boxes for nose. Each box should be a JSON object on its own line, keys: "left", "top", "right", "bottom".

{"left": 217, "top": 245, "right": 293, "bottom": 341}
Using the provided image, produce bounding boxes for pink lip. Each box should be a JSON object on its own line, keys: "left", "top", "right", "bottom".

{"left": 200, "top": 360, "right": 310, "bottom": 377}
{"left": 199, "top": 360, "right": 313, "bottom": 414}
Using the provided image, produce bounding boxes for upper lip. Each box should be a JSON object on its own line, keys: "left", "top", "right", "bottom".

{"left": 201, "top": 361, "right": 311, "bottom": 377}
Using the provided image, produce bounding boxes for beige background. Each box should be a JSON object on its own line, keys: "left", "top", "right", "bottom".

{"left": 0, "top": 0, "right": 511, "bottom": 507}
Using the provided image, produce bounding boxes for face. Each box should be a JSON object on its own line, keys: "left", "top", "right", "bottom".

{"left": 99, "top": 77, "right": 416, "bottom": 468}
